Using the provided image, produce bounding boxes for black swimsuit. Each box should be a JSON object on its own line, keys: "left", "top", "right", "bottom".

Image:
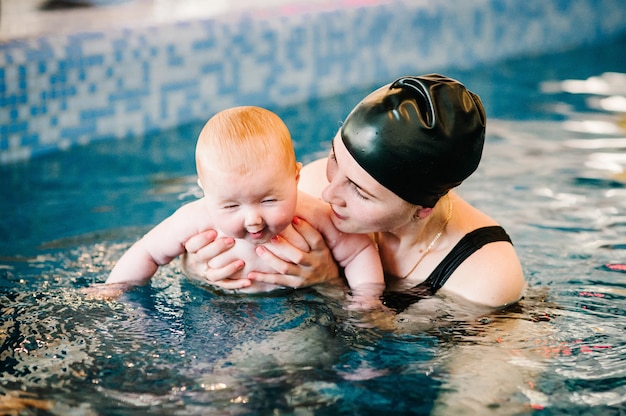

{"left": 382, "top": 226, "right": 512, "bottom": 312}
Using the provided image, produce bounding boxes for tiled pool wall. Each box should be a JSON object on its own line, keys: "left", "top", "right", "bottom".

{"left": 1, "top": 0, "right": 626, "bottom": 164}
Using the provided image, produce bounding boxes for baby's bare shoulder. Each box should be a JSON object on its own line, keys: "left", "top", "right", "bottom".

{"left": 166, "top": 198, "right": 214, "bottom": 234}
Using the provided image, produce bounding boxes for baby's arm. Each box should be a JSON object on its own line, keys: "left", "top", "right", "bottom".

{"left": 106, "top": 200, "right": 209, "bottom": 285}
{"left": 106, "top": 238, "right": 161, "bottom": 284}
{"left": 334, "top": 234, "right": 385, "bottom": 303}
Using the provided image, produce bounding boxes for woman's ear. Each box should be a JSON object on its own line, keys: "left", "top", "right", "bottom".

{"left": 413, "top": 206, "right": 433, "bottom": 220}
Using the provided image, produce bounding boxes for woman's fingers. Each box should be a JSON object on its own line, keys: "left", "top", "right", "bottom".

{"left": 181, "top": 218, "right": 340, "bottom": 290}
{"left": 184, "top": 230, "right": 236, "bottom": 259}
{"left": 292, "top": 216, "right": 326, "bottom": 252}
{"left": 251, "top": 235, "right": 339, "bottom": 289}
{"left": 247, "top": 270, "right": 304, "bottom": 288}
{"left": 209, "top": 276, "right": 253, "bottom": 290}
{"left": 264, "top": 235, "right": 309, "bottom": 266}
{"left": 184, "top": 229, "right": 218, "bottom": 253}
{"left": 261, "top": 217, "right": 324, "bottom": 266}
{"left": 203, "top": 259, "right": 245, "bottom": 283}
{"left": 181, "top": 230, "right": 240, "bottom": 283}
{"left": 252, "top": 245, "right": 302, "bottom": 278}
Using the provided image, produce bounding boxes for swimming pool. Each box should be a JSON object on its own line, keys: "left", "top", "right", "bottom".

{"left": 1, "top": 37, "right": 626, "bottom": 414}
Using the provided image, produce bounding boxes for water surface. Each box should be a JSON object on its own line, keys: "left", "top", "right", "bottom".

{"left": 1, "top": 36, "right": 626, "bottom": 415}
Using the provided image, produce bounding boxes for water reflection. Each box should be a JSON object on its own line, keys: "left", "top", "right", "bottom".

{"left": 541, "top": 72, "right": 626, "bottom": 97}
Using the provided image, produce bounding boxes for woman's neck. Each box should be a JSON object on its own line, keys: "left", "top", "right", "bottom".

{"left": 376, "top": 194, "right": 454, "bottom": 279}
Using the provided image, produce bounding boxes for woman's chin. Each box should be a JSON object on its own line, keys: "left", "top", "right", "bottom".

{"left": 330, "top": 215, "right": 355, "bottom": 234}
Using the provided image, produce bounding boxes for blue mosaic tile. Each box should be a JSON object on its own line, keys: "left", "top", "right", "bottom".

{"left": 1, "top": 0, "right": 626, "bottom": 163}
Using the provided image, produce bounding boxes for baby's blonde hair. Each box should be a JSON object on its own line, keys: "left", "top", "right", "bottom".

{"left": 196, "top": 106, "right": 297, "bottom": 178}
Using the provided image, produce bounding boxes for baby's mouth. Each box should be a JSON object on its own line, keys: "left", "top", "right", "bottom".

{"left": 247, "top": 229, "right": 266, "bottom": 240}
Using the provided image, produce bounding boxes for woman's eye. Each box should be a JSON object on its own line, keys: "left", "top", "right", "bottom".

{"left": 352, "top": 185, "right": 369, "bottom": 200}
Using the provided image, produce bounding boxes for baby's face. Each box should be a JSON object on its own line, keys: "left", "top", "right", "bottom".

{"left": 200, "top": 161, "right": 298, "bottom": 244}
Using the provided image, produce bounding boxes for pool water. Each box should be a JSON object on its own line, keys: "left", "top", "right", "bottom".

{"left": 1, "top": 37, "right": 626, "bottom": 415}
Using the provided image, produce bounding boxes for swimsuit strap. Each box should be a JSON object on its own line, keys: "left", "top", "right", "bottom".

{"left": 382, "top": 226, "right": 512, "bottom": 312}
{"left": 420, "top": 225, "right": 512, "bottom": 293}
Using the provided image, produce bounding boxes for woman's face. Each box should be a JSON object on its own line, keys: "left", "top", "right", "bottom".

{"left": 322, "top": 132, "right": 416, "bottom": 234}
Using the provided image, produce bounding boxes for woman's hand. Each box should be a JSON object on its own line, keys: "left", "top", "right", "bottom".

{"left": 248, "top": 217, "right": 340, "bottom": 288}
{"left": 181, "top": 229, "right": 251, "bottom": 290}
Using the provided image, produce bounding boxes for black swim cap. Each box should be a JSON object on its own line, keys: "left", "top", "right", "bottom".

{"left": 341, "top": 74, "right": 486, "bottom": 208}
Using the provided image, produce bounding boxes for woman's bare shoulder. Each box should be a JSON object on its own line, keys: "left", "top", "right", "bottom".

{"left": 295, "top": 190, "right": 331, "bottom": 225}
{"left": 444, "top": 240, "right": 526, "bottom": 308}
{"left": 298, "top": 158, "right": 328, "bottom": 198}
{"left": 444, "top": 193, "right": 526, "bottom": 307}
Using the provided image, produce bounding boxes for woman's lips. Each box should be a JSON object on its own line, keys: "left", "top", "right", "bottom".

{"left": 331, "top": 208, "right": 346, "bottom": 221}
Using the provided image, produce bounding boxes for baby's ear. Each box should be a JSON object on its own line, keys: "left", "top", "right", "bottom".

{"left": 295, "top": 162, "right": 303, "bottom": 182}
{"left": 197, "top": 178, "right": 204, "bottom": 190}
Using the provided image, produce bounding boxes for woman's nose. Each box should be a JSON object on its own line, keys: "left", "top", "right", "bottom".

{"left": 322, "top": 179, "right": 343, "bottom": 206}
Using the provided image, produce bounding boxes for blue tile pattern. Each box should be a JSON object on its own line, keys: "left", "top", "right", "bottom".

{"left": 1, "top": 0, "right": 626, "bottom": 163}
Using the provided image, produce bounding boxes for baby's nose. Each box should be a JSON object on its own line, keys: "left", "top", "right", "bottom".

{"left": 244, "top": 209, "right": 263, "bottom": 227}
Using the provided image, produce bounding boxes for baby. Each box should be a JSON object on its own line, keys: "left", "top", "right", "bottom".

{"left": 106, "top": 106, "right": 384, "bottom": 303}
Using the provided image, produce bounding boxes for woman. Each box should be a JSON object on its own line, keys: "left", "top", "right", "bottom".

{"left": 182, "top": 74, "right": 526, "bottom": 309}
